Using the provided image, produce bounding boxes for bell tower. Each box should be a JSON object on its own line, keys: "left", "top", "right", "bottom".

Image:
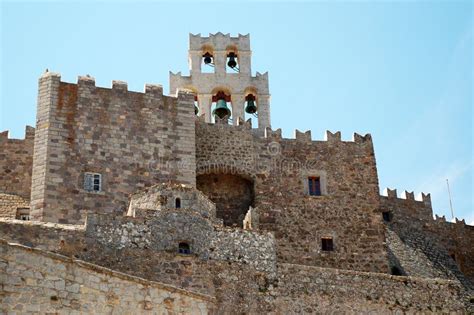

{"left": 170, "top": 33, "right": 271, "bottom": 130}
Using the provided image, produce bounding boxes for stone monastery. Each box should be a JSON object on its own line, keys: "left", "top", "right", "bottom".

{"left": 1, "top": 33, "right": 473, "bottom": 314}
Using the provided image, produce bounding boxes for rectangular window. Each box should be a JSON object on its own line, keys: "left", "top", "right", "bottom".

{"left": 84, "top": 172, "right": 102, "bottom": 192}
{"left": 16, "top": 208, "right": 30, "bottom": 221}
{"left": 321, "top": 238, "right": 334, "bottom": 251}
{"left": 308, "top": 177, "right": 321, "bottom": 196}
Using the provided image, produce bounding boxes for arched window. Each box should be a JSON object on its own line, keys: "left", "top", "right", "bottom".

{"left": 175, "top": 198, "right": 181, "bottom": 209}
{"left": 178, "top": 242, "right": 191, "bottom": 254}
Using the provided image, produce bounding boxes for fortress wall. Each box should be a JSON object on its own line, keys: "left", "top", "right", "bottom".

{"left": 429, "top": 218, "right": 474, "bottom": 285}
{"left": 269, "top": 263, "right": 468, "bottom": 314}
{"left": 30, "top": 73, "right": 196, "bottom": 224}
{"left": 0, "top": 193, "right": 29, "bottom": 219}
{"left": 380, "top": 192, "right": 474, "bottom": 287}
{"left": 86, "top": 211, "right": 276, "bottom": 273}
{"left": 0, "top": 240, "right": 215, "bottom": 314}
{"left": 209, "top": 227, "right": 276, "bottom": 275}
{"left": 196, "top": 123, "right": 387, "bottom": 273}
{"left": 0, "top": 218, "right": 85, "bottom": 254}
{"left": 257, "top": 131, "right": 387, "bottom": 273}
{"left": 0, "top": 126, "right": 35, "bottom": 199}
{"left": 86, "top": 211, "right": 214, "bottom": 256}
{"left": 0, "top": 221, "right": 469, "bottom": 313}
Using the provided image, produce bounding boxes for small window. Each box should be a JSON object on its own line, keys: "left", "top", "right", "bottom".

{"left": 178, "top": 242, "right": 191, "bottom": 254}
{"left": 175, "top": 198, "right": 181, "bottom": 209}
{"left": 321, "top": 238, "right": 334, "bottom": 251}
{"left": 308, "top": 177, "right": 321, "bottom": 196}
{"left": 84, "top": 172, "right": 101, "bottom": 192}
{"left": 450, "top": 253, "right": 456, "bottom": 262}
{"left": 16, "top": 208, "right": 30, "bottom": 221}
{"left": 382, "top": 211, "right": 392, "bottom": 222}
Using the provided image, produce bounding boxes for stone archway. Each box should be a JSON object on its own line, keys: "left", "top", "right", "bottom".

{"left": 196, "top": 173, "right": 254, "bottom": 228}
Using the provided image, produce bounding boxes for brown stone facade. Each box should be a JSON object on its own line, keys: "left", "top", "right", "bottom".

{"left": 381, "top": 190, "right": 474, "bottom": 286}
{"left": 0, "top": 126, "right": 34, "bottom": 199}
{"left": 195, "top": 121, "right": 387, "bottom": 273}
{"left": 30, "top": 73, "right": 196, "bottom": 224}
{"left": 0, "top": 193, "right": 30, "bottom": 219}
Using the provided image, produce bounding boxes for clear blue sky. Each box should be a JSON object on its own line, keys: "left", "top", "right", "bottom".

{"left": 1, "top": 1, "right": 472, "bottom": 224}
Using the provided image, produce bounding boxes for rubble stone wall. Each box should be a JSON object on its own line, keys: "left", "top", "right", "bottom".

{"left": 86, "top": 211, "right": 276, "bottom": 274}
{"left": 0, "top": 126, "right": 35, "bottom": 199}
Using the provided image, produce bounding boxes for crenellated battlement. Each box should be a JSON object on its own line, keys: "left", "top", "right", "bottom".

{"left": 433, "top": 214, "right": 474, "bottom": 229}
{"left": 0, "top": 126, "right": 35, "bottom": 143}
{"left": 265, "top": 128, "right": 373, "bottom": 145}
{"left": 197, "top": 121, "right": 374, "bottom": 146}
{"left": 381, "top": 188, "right": 432, "bottom": 205}
{"left": 189, "top": 32, "right": 250, "bottom": 51}
{"left": 42, "top": 71, "right": 195, "bottom": 103}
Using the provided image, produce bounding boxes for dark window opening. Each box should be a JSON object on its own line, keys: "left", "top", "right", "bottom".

{"left": 321, "top": 238, "right": 334, "bottom": 251}
{"left": 308, "top": 177, "right": 321, "bottom": 196}
{"left": 390, "top": 266, "right": 403, "bottom": 276}
{"left": 175, "top": 198, "right": 181, "bottom": 209}
{"left": 450, "top": 253, "right": 456, "bottom": 262}
{"left": 178, "top": 242, "right": 191, "bottom": 254}
{"left": 15, "top": 208, "right": 30, "bottom": 221}
{"left": 382, "top": 211, "right": 392, "bottom": 222}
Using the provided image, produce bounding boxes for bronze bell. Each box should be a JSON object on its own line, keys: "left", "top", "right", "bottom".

{"left": 245, "top": 99, "right": 257, "bottom": 114}
{"left": 203, "top": 52, "right": 212, "bottom": 64}
{"left": 227, "top": 52, "right": 237, "bottom": 68}
{"left": 213, "top": 99, "right": 231, "bottom": 119}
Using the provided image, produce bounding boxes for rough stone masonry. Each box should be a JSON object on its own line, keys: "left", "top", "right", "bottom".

{"left": 0, "top": 32, "right": 472, "bottom": 314}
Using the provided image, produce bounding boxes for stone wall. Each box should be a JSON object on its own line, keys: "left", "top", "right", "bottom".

{"left": 0, "top": 240, "right": 215, "bottom": 314}
{"left": 268, "top": 263, "right": 469, "bottom": 314}
{"left": 0, "top": 126, "right": 34, "bottom": 199}
{"left": 30, "top": 72, "right": 196, "bottom": 224}
{"left": 127, "top": 183, "right": 217, "bottom": 222}
{"left": 86, "top": 211, "right": 277, "bottom": 274}
{"left": 0, "top": 193, "right": 30, "bottom": 219}
{"left": 0, "top": 219, "right": 470, "bottom": 313}
{"left": 0, "top": 218, "right": 85, "bottom": 254}
{"left": 380, "top": 191, "right": 474, "bottom": 288}
{"left": 196, "top": 121, "right": 387, "bottom": 273}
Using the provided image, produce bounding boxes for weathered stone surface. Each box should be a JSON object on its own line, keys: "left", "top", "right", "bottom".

{"left": 0, "top": 240, "right": 215, "bottom": 314}
{"left": 0, "top": 33, "right": 472, "bottom": 313}
{"left": 0, "top": 193, "right": 30, "bottom": 219}
{"left": 0, "top": 126, "right": 34, "bottom": 199}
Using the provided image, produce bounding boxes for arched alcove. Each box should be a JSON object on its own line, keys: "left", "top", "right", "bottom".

{"left": 197, "top": 173, "right": 254, "bottom": 227}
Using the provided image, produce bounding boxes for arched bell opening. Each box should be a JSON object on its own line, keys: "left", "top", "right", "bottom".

{"left": 226, "top": 45, "right": 239, "bottom": 73}
{"left": 201, "top": 45, "right": 215, "bottom": 73}
{"left": 210, "top": 90, "right": 233, "bottom": 124}
{"left": 243, "top": 87, "right": 259, "bottom": 128}
{"left": 196, "top": 173, "right": 255, "bottom": 228}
